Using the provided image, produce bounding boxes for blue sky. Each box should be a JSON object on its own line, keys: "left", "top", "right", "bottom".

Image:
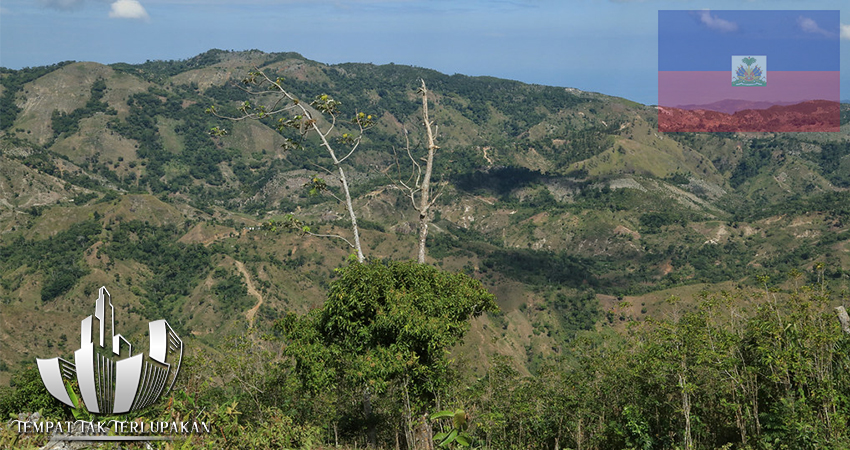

{"left": 1, "top": 0, "right": 848, "bottom": 105}
{"left": 659, "top": 10, "right": 840, "bottom": 71}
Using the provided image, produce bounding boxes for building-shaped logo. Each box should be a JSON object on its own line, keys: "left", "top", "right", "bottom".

{"left": 36, "top": 287, "right": 182, "bottom": 414}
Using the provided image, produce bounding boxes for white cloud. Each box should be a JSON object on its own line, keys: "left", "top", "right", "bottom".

{"left": 109, "top": 0, "right": 148, "bottom": 19}
{"left": 698, "top": 10, "right": 737, "bottom": 33}
{"left": 841, "top": 23, "right": 850, "bottom": 41}
{"left": 797, "top": 16, "right": 831, "bottom": 37}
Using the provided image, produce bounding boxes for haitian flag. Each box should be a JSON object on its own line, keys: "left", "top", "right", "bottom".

{"left": 658, "top": 10, "right": 840, "bottom": 132}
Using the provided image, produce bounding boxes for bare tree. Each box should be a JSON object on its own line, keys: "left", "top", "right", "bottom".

{"left": 209, "top": 69, "right": 372, "bottom": 262}
{"left": 212, "top": 72, "right": 446, "bottom": 265}
{"left": 393, "top": 80, "right": 442, "bottom": 264}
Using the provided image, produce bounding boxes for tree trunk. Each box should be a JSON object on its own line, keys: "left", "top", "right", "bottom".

{"left": 577, "top": 418, "right": 583, "bottom": 450}
{"left": 331, "top": 162, "right": 366, "bottom": 262}
{"left": 735, "top": 396, "right": 747, "bottom": 446}
{"left": 402, "top": 377, "right": 417, "bottom": 450}
{"left": 836, "top": 306, "right": 850, "bottom": 334}
{"left": 417, "top": 80, "right": 438, "bottom": 264}
{"left": 363, "top": 388, "right": 377, "bottom": 448}
{"left": 679, "top": 372, "right": 693, "bottom": 450}
{"left": 412, "top": 415, "right": 434, "bottom": 450}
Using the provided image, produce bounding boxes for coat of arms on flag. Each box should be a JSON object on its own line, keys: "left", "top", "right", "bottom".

{"left": 732, "top": 55, "right": 766, "bottom": 87}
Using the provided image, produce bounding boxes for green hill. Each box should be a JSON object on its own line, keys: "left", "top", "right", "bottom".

{"left": 1, "top": 49, "right": 849, "bottom": 385}
{"left": 3, "top": 50, "right": 850, "bottom": 450}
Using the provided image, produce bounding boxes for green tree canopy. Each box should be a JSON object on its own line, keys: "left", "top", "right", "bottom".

{"left": 279, "top": 260, "right": 498, "bottom": 401}
{"left": 276, "top": 259, "right": 498, "bottom": 446}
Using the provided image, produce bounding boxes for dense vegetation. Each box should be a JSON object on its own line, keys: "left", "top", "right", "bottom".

{"left": 471, "top": 286, "right": 850, "bottom": 450}
{"left": 0, "top": 219, "right": 100, "bottom": 302}
{"left": 4, "top": 273, "right": 849, "bottom": 450}
{"left": 107, "top": 88, "right": 234, "bottom": 189}
{"left": 103, "top": 220, "right": 213, "bottom": 325}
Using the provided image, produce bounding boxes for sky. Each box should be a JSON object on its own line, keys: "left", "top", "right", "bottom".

{"left": 659, "top": 10, "right": 840, "bottom": 71}
{"left": 0, "top": 0, "right": 848, "bottom": 105}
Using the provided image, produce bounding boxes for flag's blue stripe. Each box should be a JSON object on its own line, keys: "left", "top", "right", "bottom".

{"left": 659, "top": 10, "right": 839, "bottom": 71}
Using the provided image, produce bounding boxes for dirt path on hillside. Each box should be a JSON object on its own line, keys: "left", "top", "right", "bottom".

{"left": 202, "top": 231, "right": 233, "bottom": 246}
{"left": 235, "top": 260, "right": 264, "bottom": 327}
{"left": 201, "top": 229, "right": 245, "bottom": 246}
{"left": 482, "top": 146, "right": 494, "bottom": 165}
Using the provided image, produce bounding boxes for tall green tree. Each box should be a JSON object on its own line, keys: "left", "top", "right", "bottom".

{"left": 276, "top": 260, "right": 498, "bottom": 448}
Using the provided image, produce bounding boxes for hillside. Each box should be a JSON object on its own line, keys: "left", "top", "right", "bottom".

{"left": 1, "top": 49, "right": 849, "bottom": 387}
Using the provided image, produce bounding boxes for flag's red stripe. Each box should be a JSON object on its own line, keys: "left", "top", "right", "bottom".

{"left": 658, "top": 71, "right": 839, "bottom": 108}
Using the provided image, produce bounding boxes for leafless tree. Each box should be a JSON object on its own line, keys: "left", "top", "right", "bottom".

{"left": 391, "top": 80, "right": 443, "bottom": 263}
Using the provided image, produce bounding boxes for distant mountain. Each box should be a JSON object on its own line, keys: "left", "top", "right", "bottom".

{"left": 675, "top": 99, "right": 809, "bottom": 115}
{"left": 660, "top": 100, "right": 841, "bottom": 132}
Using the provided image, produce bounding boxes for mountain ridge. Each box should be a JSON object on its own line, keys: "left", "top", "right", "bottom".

{"left": 659, "top": 99, "right": 841, "bottom": 132}
{"left": 0, "top": 49, "right": 849, "bottom": 384}
{"left": 673, "top": 99, "right": 813, "bottom": 115}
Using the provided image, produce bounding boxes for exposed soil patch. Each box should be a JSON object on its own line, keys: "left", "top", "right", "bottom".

{"left": 236, "top": 260, "right": 264, "bottom": 327}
